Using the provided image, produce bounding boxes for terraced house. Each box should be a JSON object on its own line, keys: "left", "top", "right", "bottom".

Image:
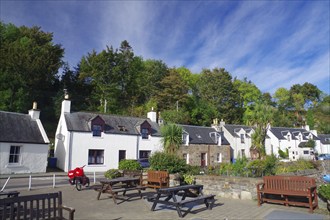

{"left": 54, "top": 95, "right": 162, "bottom": 172}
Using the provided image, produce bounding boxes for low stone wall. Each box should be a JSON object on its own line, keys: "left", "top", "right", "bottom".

{"left": 195, "top": 175, "right": 260, "bottom": 200}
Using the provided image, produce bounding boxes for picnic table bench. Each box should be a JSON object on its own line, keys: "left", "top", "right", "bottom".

{"left": 149, "top": 184, "right": 215, "bottom": 218}
{"left": 0, "top": 191, "right": 75, "bottom": 220}
{"left": 256, "top": 175, "right": 318, "bottom": 213}
{"left": 96, "top": 176, "right": 146, "bottom": 204}
{"left": 146, "top": 170, "right": 169, "bottom": 189}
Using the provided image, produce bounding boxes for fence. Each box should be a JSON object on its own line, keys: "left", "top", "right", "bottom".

{"left": 0, "top": 172, "right": 103, "bottom": 192}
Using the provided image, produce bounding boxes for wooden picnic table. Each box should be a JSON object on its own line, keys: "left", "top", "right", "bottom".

{"left": 96, "top": 177, "right": 146, "bottom": 204}
{"left": 149, "top": 184, "right": 215, "bottom": 218}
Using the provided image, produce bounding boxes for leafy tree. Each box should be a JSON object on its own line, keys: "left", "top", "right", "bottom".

{"left": 154, "top": 68, "right": 189, "bottom": 111}
{"left": 160, "top": 123, "right": 183, "bottom": 154}
{"left": 312, "top": 95, "right": 330, "bottom": 133}
{"left": 0, "top": 22, "right": 64, "bottom": 136}
{"left": 274, "top": 87, "right": 291, "bottom": 110}
{"left": 197, "top": 68, "right": 242, "bottom": 123}
{"left": 138, "top": 59, "right": 168, "bottom": 103}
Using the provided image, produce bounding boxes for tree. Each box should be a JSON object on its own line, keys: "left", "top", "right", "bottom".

{"left": 197, "top": 68, "right": 242, "bottom": 123}
{"left": 0, "top": 22, "right": 64, "bottom": 136}
{"left": 154, "top": 68, "right": 189, "bottom": 111}
{"left": 233, "top": 78, "right": 262, "bottom": 124}
{"left": 160, "top": 123, "right": 183, "bottom": 154}
{"left": 0, "top": 22, "right": 64, "bottom": 113}
{"left": 246, "top": 102, "right": 275, "bottom": 158}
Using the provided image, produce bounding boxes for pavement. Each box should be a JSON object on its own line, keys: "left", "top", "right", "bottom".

{"left": 13, "top": 184, "right": 329, "bottom": 220}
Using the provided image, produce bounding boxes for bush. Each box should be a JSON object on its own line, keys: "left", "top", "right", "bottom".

{"left": 185, "top": 165, "right": 202, "bottom": 175}
{"left": 218, "top": 163, "right": 233, "bottom": 175}
{"left": 275, "top": 159, "right": 315, "bottom": 174}
{"left": 104, "top": 169, "right": 122, "bottom": 179}
{"left": 149, "top": 151, "right": 187, "bottom": 174}
{"left": 318, "top": 184, "right": 330, "bottom": 201}
{"left": 118, "top": 159, "right": 142, "bottom": 170}
{"left": 232, "top": 157, "right": 249, "bottom": 176}
{"left": 246, "top": 159, "right": 265, "bottom": 177}
{"left": 278, "top": 148, "right": 289, "bottom": 158}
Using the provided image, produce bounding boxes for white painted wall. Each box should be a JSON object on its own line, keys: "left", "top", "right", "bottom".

{"left": 0, "top": 142, "right": 48, "bottom": 174}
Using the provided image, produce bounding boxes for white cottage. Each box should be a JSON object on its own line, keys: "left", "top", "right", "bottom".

{"left": 0, "top": 103, "right": 49, "bottom": 174}
{"left": 54, "top": 97, "right": 162, "bottom": 172}
{"left": 219, "top": 120, "right": 320, "bottom": 161}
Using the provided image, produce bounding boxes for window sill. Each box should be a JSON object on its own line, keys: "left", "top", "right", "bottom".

{"left": 5, "top": 164, "right": 23, "bottom": 168}
{"left": 87, "top": 164, "right": 106, "bottom": 167}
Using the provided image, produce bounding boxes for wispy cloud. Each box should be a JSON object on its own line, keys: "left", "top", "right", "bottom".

{"left": 1, "top": 1, "right": 329, "bottom": 94}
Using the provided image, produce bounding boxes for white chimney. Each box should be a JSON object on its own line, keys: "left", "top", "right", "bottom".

{"left": 147, "top": 107, "right": 157, "bottom": 122}
{"left": 29, "top": 101, "right": 40, "bottom": 119}
{"left": 61, "top": 90, "right": 71, "bottom": 114}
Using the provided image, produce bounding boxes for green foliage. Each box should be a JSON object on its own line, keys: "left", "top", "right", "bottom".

{"left": 197, "top": 68, "right": 242, "bottom": 123}
{"left": 185, "top": 165, "right": 203, "bottom": 175}
{"left": 160, "top": 123, "right": 183, "bottom": 154}
{"left": 149, "top": 151, "right": 187, "bottom": 174}
{"left": 275, "top": 159, "right": 315, "bottom": 174}
{"left": 182, "top": 174, "right": 195, "bottom": 185}
{"left": 118, "top": 159, "right": 142, "bottom": 170}
{"left": 318, "top": 184, "right": 330, "bottom": 201}
{"left": 218, "top": 157, "right": 249, "bottom": 176}
{"left": 305, "top": 139, "right": 316, "bottom": 149}
{"left": 104, "top": 169, "right": 122, "bottom": 179}
{"left": 278, "top": 148, "right": 289, "bottom": 158}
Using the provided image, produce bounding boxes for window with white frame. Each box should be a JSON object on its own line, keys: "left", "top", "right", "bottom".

{"left": 216, "top": 153, "right": 222, "bottom": 163}
{"left": 88, "top": 149, "right": 104, "bottom": 165}
{"left": 9, "top": 146, "right": 21, "bottom": 164}
{"left": 303, "top": 150, "right": 309, "bottom": 155}
{"left": 240, "top": 134, "right": 245, "bottom": 143}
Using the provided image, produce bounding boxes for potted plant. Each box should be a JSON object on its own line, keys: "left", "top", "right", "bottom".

{"left": 318, "top": 184, "right": 330, "bottom": 211}
{"left": 182, "top": 174, "right": 198, "bottom": 197}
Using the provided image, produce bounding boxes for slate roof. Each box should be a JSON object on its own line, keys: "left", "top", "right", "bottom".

{"left": 318, "top": 134, "right": 330, "bottom": 144}
{"left": 269, "top": 127, "right": 319, "bottom": 140}
{"left": 64, "top": 112, "right": 161, "bottom": 136}
{"left": 180, "top": 125, "right": 229, "bottom": 145}
{"left": 223, "top": 124, "right": 255, "bottom": 137}
{"left": 0, "top": 111, "right": 47, "bottom": 144}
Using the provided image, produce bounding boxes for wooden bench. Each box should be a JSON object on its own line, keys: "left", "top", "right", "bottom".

{"left": 256, "top": 175, "right": 318, "bottom": 213}
{"left": 0, "top": 191, "right": 75, "bottom": 220}
{"left": 146, "top": 170, "right": 169, "bottom": 189}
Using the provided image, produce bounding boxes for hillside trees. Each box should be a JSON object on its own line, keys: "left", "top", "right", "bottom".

{"left": 0, "top": 22, "right": 64, "bottom": 134}
{"left": 197, "top": 68, "right": 242, "bottom": 124}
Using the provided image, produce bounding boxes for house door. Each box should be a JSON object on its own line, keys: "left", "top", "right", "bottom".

{"left": 119, "top": 150, "right": 126, "bottom": 163}
{"left": 201, "top": 153, "right": 206, "bottom": 167}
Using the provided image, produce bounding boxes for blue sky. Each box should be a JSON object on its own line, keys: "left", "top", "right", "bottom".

{"left": 1, "top": 1, "right": 329, "bottom": 95}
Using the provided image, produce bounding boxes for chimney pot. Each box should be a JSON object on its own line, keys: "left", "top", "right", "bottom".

{"left": 33, "top": 102, "right": 37, "bottom": 110}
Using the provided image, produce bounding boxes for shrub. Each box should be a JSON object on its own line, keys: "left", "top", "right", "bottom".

{"left": 118, "top": 159, "right": 142, "bottom": 170}
{"left": 104, "top": 169, "right": 122, "bottom": 179}
{"left": 149, "top": 151, "right": 187, "bottom": 174}
{"left": 182, "top": 173, "right": 196, "bottom": 185}
{"left": 275, "top": 159, "right": 315, "bottom": 174}
{"left": 218, "top": 163, "right": 233, "bottom": 175}
{"left": 246, "top": 159, "right": 265, "bottom": 177}
{"left": 318, "top": 184, "right": 330, "bottom": 201}
{"left": 185, "top": 165, "right": 202, "bottom": 175}
{"left": 278, "top": 148, "right": 289, "bottom": 158}
{"left": 232, "top": 157, "right": 249, "bottom": 176}
{"left": 118, "top": 160, "right": 142, "bottom": 170}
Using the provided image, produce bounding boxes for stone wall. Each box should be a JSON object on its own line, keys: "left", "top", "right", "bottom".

{"left": 178, "top": 144, "right": 231, "bottom": 167}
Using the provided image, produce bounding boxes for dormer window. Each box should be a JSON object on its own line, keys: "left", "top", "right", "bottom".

{"left": 182, "top": 131, "right": 189, "bottom": 145}
{"left": 92, "top": 125, "right": 102, "bottom": 137}
{"left": 91, "top": 115, "right": 105, "bottom": 137}
{"left": 141, "top": 128, "right": 149, "bottom": 139}
{"left": 140, "top": 121, "right": 151, "bottom": 140}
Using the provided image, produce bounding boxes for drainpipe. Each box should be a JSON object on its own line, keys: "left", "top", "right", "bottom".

{"left": 136, "top": 135, "right": 140, "bottom": 159}
{"left": 68, "top": 131, "right": 73, "bottom": 171}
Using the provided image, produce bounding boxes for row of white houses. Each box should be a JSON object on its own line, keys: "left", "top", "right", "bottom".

{"left": 1, "top": 97, "right": 329, "bottom": 174}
